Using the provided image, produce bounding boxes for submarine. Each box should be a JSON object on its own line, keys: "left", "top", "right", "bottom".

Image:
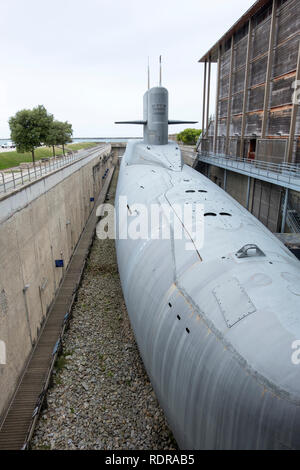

{"left": 114, "top": 63, "right": 300, "bottom": 449}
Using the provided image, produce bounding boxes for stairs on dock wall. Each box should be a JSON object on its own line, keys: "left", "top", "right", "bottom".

{"left": 287, "top": 206, "right": 300, "bottom": 233}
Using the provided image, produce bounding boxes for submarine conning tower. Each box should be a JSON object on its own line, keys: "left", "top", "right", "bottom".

{"left": 143, "top": 87, "right": 169, "bottom": 145}
{"left": 116, "top": 83, "right": 197, "bottom": 145}
{"left": 115, "top": 60, "right": 197, "bottom": 145}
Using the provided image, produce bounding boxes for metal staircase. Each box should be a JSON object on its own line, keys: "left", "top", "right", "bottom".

{"left": 287, "top": 205, "right": 300, "bottom": 233}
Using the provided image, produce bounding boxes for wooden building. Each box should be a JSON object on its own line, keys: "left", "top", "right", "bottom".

{"left": 197, "top": 0, "right": 300, "bottom": 233}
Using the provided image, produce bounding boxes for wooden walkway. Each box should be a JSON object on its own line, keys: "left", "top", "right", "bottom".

{"left": 0, "top": 166, "right": 115, "bottom": 450}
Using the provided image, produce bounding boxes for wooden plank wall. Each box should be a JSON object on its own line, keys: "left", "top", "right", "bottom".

{"left": 252, "top": 180, "right": 283, "bottom": 231}
{"left": 212, "top": 0, "right": 299, "bottom": 163}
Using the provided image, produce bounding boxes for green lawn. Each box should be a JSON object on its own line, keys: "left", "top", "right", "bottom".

{"left": 0, "top": 142, "right": 99, "bottom": 170}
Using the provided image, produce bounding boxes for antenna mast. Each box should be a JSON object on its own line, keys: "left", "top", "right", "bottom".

{"left": 159, "top": 55, "right": 162, "bottom": 86}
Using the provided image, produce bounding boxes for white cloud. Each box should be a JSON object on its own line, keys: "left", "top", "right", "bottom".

{"left": 0, "top": 0, "right": 254, "bottom": 137}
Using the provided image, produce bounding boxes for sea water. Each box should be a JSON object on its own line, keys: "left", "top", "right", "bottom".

{"left": 0, "top": 137, "right": 137, "bottom": 147}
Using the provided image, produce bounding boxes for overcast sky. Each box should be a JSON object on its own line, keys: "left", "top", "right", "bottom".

{"left": 0, "top": 0, "right": 254, "bottom": 138}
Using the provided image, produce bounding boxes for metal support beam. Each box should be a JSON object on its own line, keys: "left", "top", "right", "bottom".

{"left": 202, "top": 61, "right": 207, "bottom": 139}
{"left": 240, "top": 19, "right": 252, "bottom": 158}
{"left": 206, "top": 58, "right": 211, "bottom": 136}
{"left": 213, "top": 47, "right": 221, "bottom": 153}
{"left": 224, "top": 169, "right": 227, "bottom": 191}
{"left": 225, "top": 37, "right": 234, "bottom": 155}
{"left": 261, "top": 0, "right": 277, "bottom": 138}
{"left": 281, "top": 188, "right": 289, "bottom": 233}
{"left": 246, "top": 176, "right": 251, "bottom": 210}
{"left": 286, "top": 42, "right": 300, "bottom": 163}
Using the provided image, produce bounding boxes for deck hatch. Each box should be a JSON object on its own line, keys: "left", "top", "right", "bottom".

{"left": 212, "top": 277, "right": 256, "bottom": 328}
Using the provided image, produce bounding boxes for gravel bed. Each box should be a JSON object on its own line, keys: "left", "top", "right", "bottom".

{"left": 31, "top": 169, "right": 177, "bottom": 450}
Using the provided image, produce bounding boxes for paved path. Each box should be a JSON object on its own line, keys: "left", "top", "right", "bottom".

{"left": 0, "top": 146, "right": 104, "bottom": 195}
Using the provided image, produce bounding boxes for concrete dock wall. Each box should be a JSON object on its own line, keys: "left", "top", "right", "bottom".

{"left": 206, "top": 164, "right": 283, "bottom": 232}
{"left": 180, "top": 145, "right": 197, "bottom": 167}
{"left": 0, "top": 145, "right": 112, "bottom": 421}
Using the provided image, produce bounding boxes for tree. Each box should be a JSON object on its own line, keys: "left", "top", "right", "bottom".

{"left": 45, "top": 120, "right": 62, "bottom": 157}
{"left": 9, "top": 105, "right": 53, "bottom": 163}
{"left": 55, "top": 121, "right": 73, "bottom": 155}
{"left": 177, "top": 128, "right": 202, "bottom": 146}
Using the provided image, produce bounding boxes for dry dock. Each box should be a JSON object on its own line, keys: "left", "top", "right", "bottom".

{"left": 31, "top": 168, "right": 177, "bottom": 450}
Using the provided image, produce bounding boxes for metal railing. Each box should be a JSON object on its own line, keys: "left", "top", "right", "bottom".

{"left": 287, "top": 210, "right": 300, "bottom": 233}
{"left": 0, "top": 146, "right": 105, "bottom": 195}
{"left": 197, "top": 150, "right": 300, "bottom": 191}
{"left": 286, "top": 203, "right": 300, "bottom": 233}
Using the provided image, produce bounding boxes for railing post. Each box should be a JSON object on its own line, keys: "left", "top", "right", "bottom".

{"left": 1, "top": 172, "right": 6, "bottom": 192}
{"left": 12, "top": 171, "right": 16, "bottom": 188}
{"left": 20, "top": 168, "right": 24, "bottom": 185}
